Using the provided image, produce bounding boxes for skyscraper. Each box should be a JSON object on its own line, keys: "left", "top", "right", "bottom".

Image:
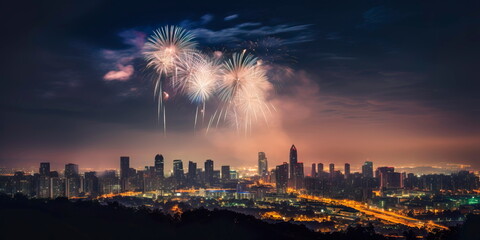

{"left": 329, "top": 163, "right": 335, "bottom": 177}
{"left": 204, "top": 159, "right": 214, "bottom": 186}
{"left": 120, "top": 156, "right": 130, "bottom": 192}
{"left": 258, "top": 152, "right": 268, "bottom": 176}
{"left": 173, "top": 160, "right": 184, "bottom": 182}
{"left": 154, "top": 154, "right": 164, "bottom": 178}
{"left": 221, "top": 165, "right": 231, "bottom": 180}
{"left": 362, "top": 161, "right": 374, "bottom": 178}
{"left": 38, "top": 162, "right": 51, "bottom": 198}
{"left": 289, "top": 145, "right": 297, "bottom": 180}
{"left": 65, "top": 163, "right": 79, "bottom": 178}
{"left": 187, "top": 161, "right": 197, "bottom": 182}
{"left": 317, "top": 163, "right": 324, "bottom": 173}
{"left": 39, "top": 162, "right": 50, "bottom": 176}
{"left": 65, "top": 163, "right": 80, "bottom": 198}
{"left": 344, "top": 163, "right": 350, "bottom": 179}
{"left": 276, "top": 162, "right": 289, "bottom": 194}
{"left": 84, "top": 171, "right": 99, "bottom": 197}
{"left": 294, "top": 162, "right": 305, "bottom": 189}
{"left": 376, "top": 167, "right": 400, "bottom": 189}
{"left": 311, "top": 163, "right": 316, "bottom": 177}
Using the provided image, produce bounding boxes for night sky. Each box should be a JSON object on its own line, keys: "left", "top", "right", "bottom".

{"left": 1, "top": 0, "right": 479, "bottom": 171}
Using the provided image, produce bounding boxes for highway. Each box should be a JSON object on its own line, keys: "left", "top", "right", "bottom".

{"left": 299, "top": 194, "right": 449, "bottom": 231}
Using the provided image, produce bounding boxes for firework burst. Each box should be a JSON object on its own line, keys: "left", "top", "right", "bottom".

{"left": 210, "top": 51, "right": 273, "bottom": 135}
{"left": 143, "top": 25, "right": 197, "bottom": 135}
{"left": 144, "top": 26, "right": 279, "bottom": 136}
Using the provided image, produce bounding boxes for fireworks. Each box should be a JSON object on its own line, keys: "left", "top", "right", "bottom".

{"left": 144, "top": 26, "right": 278, "bottom": 135}
{"left": 212, "top": 52, "right": 272, "bottom": 134}
{"left": 143, "top": 26, "right": 197, "bottom": 135}
{"left": 143, "top": 25, "right": 197, "bottom": 76}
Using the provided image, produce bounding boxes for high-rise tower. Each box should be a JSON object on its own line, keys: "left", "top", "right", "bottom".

{"left": 173, "top": 160, "right": 184, "bottom": 181}
{"left": 204, "top": 159, "right": 214, "bottom": 186}
{"left": 362, "top": 161, "right": 374, "bottom": 178}
{"left": 311, "top": 163, "right": 316, "bottom": 177}
{"left": 258, "top": 152, "right": 268, "bottom": 176}
{"left": 154, "top": 154, "right": 164, "bottom": 178}
{"left": 289, "top": 145, "right": 297, "bottom": 180}
{"left": 344, "top": 163, "right": 351, "bottom": 179}
{"left": 120, "top": 156, "right": 130, "bottom": 192}
{"left": 39, "top": 162, "right": 50, "bottom": 176}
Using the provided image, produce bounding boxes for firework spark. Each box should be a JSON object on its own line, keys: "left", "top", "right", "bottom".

{"left": 210, "top": 51, "right": 273, "bottom": 135}
{"left": 143, "top": 26, "right": 197, "bottom": 135}
{"left": 176, "top": 52, "right": 222, "bottom": 131}
{"left": 144, "top": 26, "right": 278, "bottom": 136}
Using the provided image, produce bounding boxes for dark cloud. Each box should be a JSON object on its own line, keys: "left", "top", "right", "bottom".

{"left": 0, "top": 0, "right": 479, "bottom": 169}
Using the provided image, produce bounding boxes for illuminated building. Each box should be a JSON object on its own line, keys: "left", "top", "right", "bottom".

{"left": 65, "top": 163, "right": 80, "bottom": 198}
{"left": 294, "top": 162, "right": 304, "bottom": 189}
{"left": 329, "top": 163, "right": 334, "bottom": 178}
{"left": 154, "top": 154, "right": 164, "bottom": 178}
{"left": 13, "top": 172, "right": 32, "bottom": 196}
{"left": 311, "top": 163, "right": 316, "bottom": 177}
{"left": 99, "top": 170, "right": 119, "bottom": 194}
{"left": 289, "top": 145, "right": 297, "bottom": 180}
{"left": 213, "top": 170, "right": 220, "bottom": 183}
{"left": 317, "top": 163, "right": 324, "bottom": 174}
{"left": 204, "top": 159, "right": 214, "bottom": 186}
{"left": 49, "top": 171, "right": 64, "bottom": 198}
{"left": 362, "top": 161, "right": 374, "bottom": 178}
{"left": 84, "top": 171, "right": 99, "bottom": 196}
{"left": 258, "top": 152, "right": 268, "bottom": 177}
{"left": 230, "top": 170, "right": 238, "bottom": 179}
{"left": 38, "top": 162, "right": 51, "bottom": 198}
{"left": 187, "top": 161, "right": 197, "bottom": 184}
{"left": 39, "top": 162, "right": 50, "bottom": 176}
{"left": 221, "top": 165, "right": 231, "bottom": 180}
{"left": 344, "top": 163, "right": 350, "bottom": 179}
{"left": 276, "top": 162, "right": 289, "bottom": 194}
{"left": 376, "top": 167, "right": 402, "bottom": 189}
{"left": 120, "top": 156, "right": 130, "bottom": 192}
{"left": 173, "top": 160, "right": 184, "bottom": 182}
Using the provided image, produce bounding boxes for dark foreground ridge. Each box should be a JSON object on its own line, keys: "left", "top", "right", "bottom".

{"left": 0, "top": 194, "right": 477, "bottom": 240}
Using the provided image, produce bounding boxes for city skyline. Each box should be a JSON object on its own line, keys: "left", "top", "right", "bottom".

{"left": 1, "top": 1, "right": 479, "bottom": 239}
{"left": 2, "top": 145, "right": 475, "bottom": 177}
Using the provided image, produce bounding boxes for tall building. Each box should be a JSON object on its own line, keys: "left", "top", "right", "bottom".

{"left": 317, "top": 163, "right": 324, "bottom": 173}
{"left": 362, "top": 161, "right": 374, "bottom": 178}
{"left": 120, "top": 156, "right": 130, "bottom": 192}
{"left": 38, "top": 162, "right": 51, "bottom": 198}
{"left": 221, "top": 166, "right": 231, "bottom": 180}
{"left": 289, "top": 145, "right": 297, "bottom": 180}
{"left": 84, "top": 171, "right": 99, "bottom": 196}
{"left": 100, "top": 170, "right": 119, "bottom": 194}
{"left": 311, "top": 163, "right": 316, "bottom": 177}
{"left": 344, "top": 163, "right": 351, "bottom": 179}
{"left": 276, "top": 162, "right": 289, "bottom": 194}
{"left": 154, "top": 154, "right": 164, "bottom": 178}
{"left": 294, "top": 162, "right": 305, "bottom": 189}
{"left": 329, "top": 163, "right": 335, "bottom": 177}
{"left": 187, "top": 161, "right": 197, "bottom": 182}
{"left": 49, "top": 171, "right": 64, "bottom": 198}
{"left": 39, "top": 162, "right": 50, "bottom": 176}
{"left": 204, "top": 159, "right": 214, "bottom": 186}
{"left": 173, "top": 160, "right": 184, "bottom": 181}
{"left": 258, "top": 152, "right": 268, "bottom": 176}
{"left": 376, "top": 167, "right": 401, "bottom": 189}
{"left": 65, "top": 163, "right": 79, "bottom": 178}
{"left": 65, "top": 163, "right": 80, "bottom": 198}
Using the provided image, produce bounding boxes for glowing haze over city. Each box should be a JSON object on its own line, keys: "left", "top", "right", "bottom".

{"left": 1, "top": 2, "right": 479, "bottom": 173}
{"left": 1, "top": 1, "right": 480, "bottom": 240}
